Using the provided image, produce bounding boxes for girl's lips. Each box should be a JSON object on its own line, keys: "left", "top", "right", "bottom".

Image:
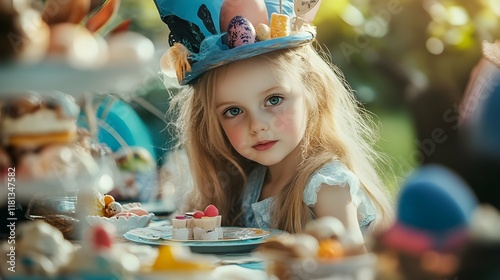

{"left": 252, "top": 140, "right": 277, "bottom": 151}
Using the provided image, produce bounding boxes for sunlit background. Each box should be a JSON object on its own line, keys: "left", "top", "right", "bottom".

{"left": 117, "top": 0, "right": 500, "bottom": 194}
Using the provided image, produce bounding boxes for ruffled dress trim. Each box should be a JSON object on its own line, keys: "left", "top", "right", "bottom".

{"left": 302, "top": 160, "right": 376, "bottom": 228}
{"left": 241, "top": 161, "right": 377, "bottom": 230}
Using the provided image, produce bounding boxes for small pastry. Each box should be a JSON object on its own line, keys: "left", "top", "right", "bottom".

{"left": 172, "top": 228, "right": 189, "bottom": 240}
{"left": 201, "top": 229, "right": 218, "bottom": 241}
{"left": 193, "top": 227, "right": 203, "bottom": 240}
{"left": 1, "top": 91, "right": 80, "bottom": 148}
{"left": 201, "top": 217, "right": 217, "bottom": 231}
{"left": 172, "top": 215, "right": 188, "bottom": 228}
{"left": 269, "top": 13, "right": 290, "bottom": 38}
{"left": 305, "top": 216, "right": 346, "bottom": 240}
{"left": 114, "top": 147, "right": 155, "bottom": 173}
{"left": 258, "top": 234, "right": 319, "bottom": 258}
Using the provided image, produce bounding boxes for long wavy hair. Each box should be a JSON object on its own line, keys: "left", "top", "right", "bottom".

{"left": 169, "top": 43, "right": 394, "bottom": 233}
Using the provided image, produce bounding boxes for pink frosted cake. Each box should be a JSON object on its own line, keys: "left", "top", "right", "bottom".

{"left": 171, "top": 204, "right": 222, "bottom": 240}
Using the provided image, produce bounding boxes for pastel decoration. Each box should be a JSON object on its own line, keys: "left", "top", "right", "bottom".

{"left": 256, "top": 23, "right": 271, "bottom": 41}
{"left": 382, "top": 164, "right": 478, "bottom": 255}
{"left": 293, "top": 0, "right": 322, "bottom": 30}
{"left": 227, "top": 16, "right": 257, "bottom": 48}
{"left": 220, "top": 0, "right": 269, "bottom": 34}
{"left": 90, "top": 224, "right": 114, "bottom": 251}
{"left": 294, "top": 0, "right": 322, "bottom": 20}
{"left": 270, "top": 13, "right": 290, "bottom": 38}
{"left": 105, "top": 201, "right": 123, "bottom": 217}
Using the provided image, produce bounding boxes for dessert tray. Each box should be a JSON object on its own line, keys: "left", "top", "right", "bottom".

{"left": 124, "top": 225, "right": 287, "bottom": 254}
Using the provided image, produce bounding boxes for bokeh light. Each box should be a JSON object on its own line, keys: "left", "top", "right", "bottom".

{"left": 426, "top": 37, "right": 445, "bottom": 55}
{"left": 341, "top": 4, "right": 364, "bottom": 27}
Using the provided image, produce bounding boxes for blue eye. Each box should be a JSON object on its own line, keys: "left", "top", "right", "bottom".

{"left": 223, "top": 107, "right": 242, "bottom": 118}
{"left": 266, "top": 96, "right": 282, "bottom": 106}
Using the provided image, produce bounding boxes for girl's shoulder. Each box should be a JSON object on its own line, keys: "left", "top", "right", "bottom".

{"left": 303, "top": 160, "right": 363, "bottom": 207}
{"left": 304, "top": 160, "right": 377, "bottom": 229}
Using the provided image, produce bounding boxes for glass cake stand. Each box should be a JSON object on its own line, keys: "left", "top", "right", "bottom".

{"left": 0, "top": 53, "right": 162, "bottom": 97}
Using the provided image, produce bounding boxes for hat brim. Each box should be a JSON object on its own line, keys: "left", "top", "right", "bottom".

{"left": 182, "top": 32, "right": 314, "bottom": 85}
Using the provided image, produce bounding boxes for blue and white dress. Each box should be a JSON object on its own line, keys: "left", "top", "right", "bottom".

{"left": 241, "top": 160, "right": 377, "bottom": 232}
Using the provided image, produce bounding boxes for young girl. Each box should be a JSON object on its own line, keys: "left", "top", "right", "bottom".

{"left": 157, "top": 0, "right": 394, "bottom": 238}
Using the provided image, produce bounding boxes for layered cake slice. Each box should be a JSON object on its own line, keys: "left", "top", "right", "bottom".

{"left": 172, "top": 204, "right": 222, "bottom": 240}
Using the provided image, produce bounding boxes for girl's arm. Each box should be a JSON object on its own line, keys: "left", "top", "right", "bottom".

{"left": 313, "top": 183, "right": 365, "bottom": 245}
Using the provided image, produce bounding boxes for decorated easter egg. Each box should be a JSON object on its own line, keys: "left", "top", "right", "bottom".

{"left": 105, "top": 201, "right": 123, "bottom": 217}
{"left": 227, "top": 16, "right": 256, "bottom": 48}
{"left": 220, "top": 0, "right": 268, "bottom": 32}
{"left": 256, "top": 23, "right": 270, "bottom": 41}
{"left": 128, "top": 207, "right": 149, "bottom": 216}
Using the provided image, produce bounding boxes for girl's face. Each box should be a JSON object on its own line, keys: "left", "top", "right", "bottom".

{"left": 214, "top": 57, "right": 307, "bottom": 166}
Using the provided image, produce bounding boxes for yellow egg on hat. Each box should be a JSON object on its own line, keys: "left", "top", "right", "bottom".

{"left": 220, "top": 0, "right": 269, "bottom": 32}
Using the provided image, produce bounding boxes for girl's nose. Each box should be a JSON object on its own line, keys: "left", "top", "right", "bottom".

{"left": 249, "top": 113, "right": 269, "bottom": 134}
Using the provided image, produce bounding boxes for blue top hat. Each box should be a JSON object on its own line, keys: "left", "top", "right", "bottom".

{"left": 153, "top": 0, "right": 320, "bottom": 85}
{"left": 381, "top": 164, "right": 478, "bottom": 255}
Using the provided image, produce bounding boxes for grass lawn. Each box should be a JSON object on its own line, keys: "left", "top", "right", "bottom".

{"left": 371, "top": 108, "right": 418, "bottom": 197}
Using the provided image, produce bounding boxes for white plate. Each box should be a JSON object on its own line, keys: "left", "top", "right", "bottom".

{"left": 129, "top": 226, "right": 270, "bottom": 242}
{"left": 124, "top": 225, "right": 288, "bottom": 254}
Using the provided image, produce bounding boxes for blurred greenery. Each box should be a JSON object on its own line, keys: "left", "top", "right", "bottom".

{"left": 118, "top": 0, "right": 500, "bottom": 193}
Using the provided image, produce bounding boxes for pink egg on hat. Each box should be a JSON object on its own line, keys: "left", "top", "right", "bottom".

{"left": 220, "top": 0, "right": 268, "bottom": 32}
{"left": 227, "top": 16, "right": 256, "bottom": 48}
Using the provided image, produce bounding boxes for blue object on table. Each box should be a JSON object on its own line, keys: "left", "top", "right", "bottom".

{"left": 381, "top": 164, "right": 478, "bottom": 254}
{"left": 95, "top": 98, "right": 157, "bottom": 161}
{"left": 398, "top": 164, "right": 478, "bottom": 233}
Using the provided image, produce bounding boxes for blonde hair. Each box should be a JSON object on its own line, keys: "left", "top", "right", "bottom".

{"left": 169, "top": 43, "right": 394, "bottom": 233}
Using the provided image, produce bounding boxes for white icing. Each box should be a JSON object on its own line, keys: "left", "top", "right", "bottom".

{"left": 2, "top": 108, "right": 77, "bottom": 135}
{"left": 193, "top": 227, "right": 203, "bottom": 240}
{"left": 201, "top": 230, "right": 218, "bottom": 241}
{"left": 172, "top": 218, "right": 187, "bottom": 228}
{"left": 172, "top": 228, "right": 189, "bottom": 240}
{"left": 216, "top": 227, "right": 223, "bottom": 239}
